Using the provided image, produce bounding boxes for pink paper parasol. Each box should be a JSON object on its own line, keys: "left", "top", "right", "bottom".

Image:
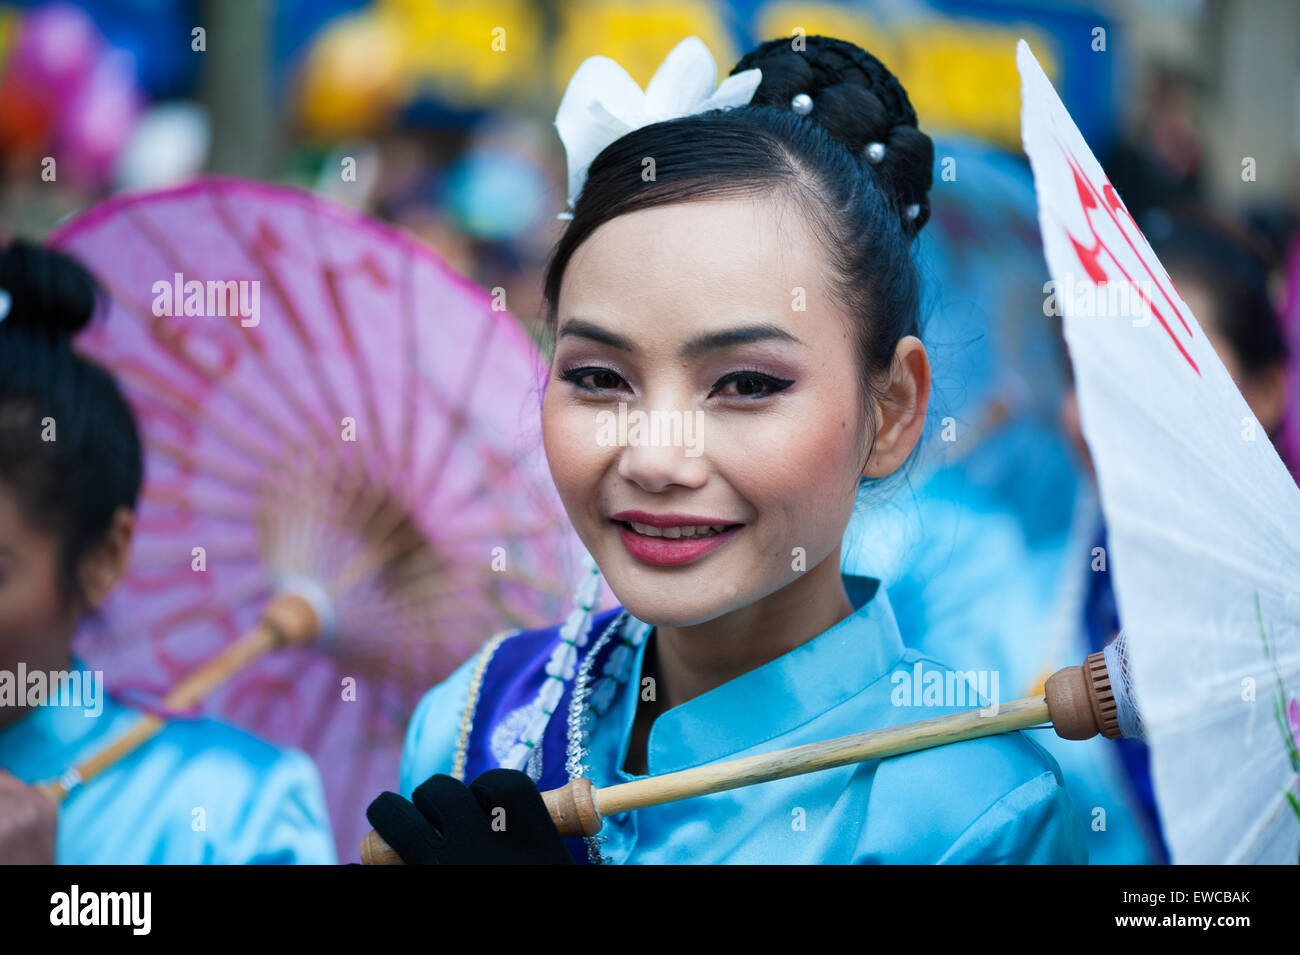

{"left": 48, "top": 177, "right": 602, "bottom": 860}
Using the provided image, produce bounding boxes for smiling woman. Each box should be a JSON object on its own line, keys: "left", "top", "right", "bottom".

{"left": 544, "top": 195, "right": 922, "bottom": 633}
{"left": 372, "top": 35, "right": 1087, "bottom": 865}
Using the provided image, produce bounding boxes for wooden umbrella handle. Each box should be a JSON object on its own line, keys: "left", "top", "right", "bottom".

{"left": 360, "top": 651, "right": 1118, "bottom": 863}
{"left": 34, "top": 593, "right": 320, "bottom": 805}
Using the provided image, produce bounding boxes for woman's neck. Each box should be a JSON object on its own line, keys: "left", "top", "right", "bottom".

{"left": 647, "top": 547, "right": 854, "bottom": 712}
{"left": 0, "top": 634, "right": 75, "bottom": 734}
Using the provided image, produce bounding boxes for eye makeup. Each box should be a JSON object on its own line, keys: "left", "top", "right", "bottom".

{"left": 558, "top": 365, "right": 631, "bottom": 394}
{"left": 557, "top": 362, "right": 796, "bottom": 401}
{"left": 709, "top": 368, "right": 796, "bottom": 400}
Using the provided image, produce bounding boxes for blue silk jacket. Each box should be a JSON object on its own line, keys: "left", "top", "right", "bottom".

{"left": 401, "top": 574, "right": 1087, "bottom": 864}
{"left": 0, "top": 661, "right": 336, "bottom": 864}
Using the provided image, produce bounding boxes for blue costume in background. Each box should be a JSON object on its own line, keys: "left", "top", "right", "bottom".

{"left": 0, "top": 658, "right": 337, "bottom": 864}
{"left": 402, "top": 573, "right": 1086, "bottom": 864}
{"left": 846, "top": 420, "right": 1169, "bottom": 863}
{"left": 824, "top": 131, "right": 1168, "bottom": 862}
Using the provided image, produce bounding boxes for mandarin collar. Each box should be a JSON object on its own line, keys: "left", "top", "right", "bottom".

{"left": 617, "top": 573, "right": 905, "bottom": 776}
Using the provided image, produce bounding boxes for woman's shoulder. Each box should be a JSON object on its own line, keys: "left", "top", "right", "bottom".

{"left": 400, "top": 638, "right": 501, "bottom": 793}
{"left": 862, "top": 649, "right": 1086, "bottom": 862}
{"left": 60, "top": 697, "right": 336, "bottom": 863}
{"left": 154, "top": 711, "right": 320, "bottom": 783}
{"left": 159, "top": 718, "right": 336, "bottom": 861}
{"left": 876, "top": 647, "right": 1066, "bottom": 778}
{"left": 77, "top": 689, "right": 319, "bottom": 785}
{"left": 67, "top": 666, "right": 324, "bottom": 792}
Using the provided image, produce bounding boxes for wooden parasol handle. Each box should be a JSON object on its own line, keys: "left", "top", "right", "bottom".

{"left": 35, "top": 592, "right": 320, "bottom": 805}
{"left": 360, "top": 650, "right": 1119, "bottom": 864}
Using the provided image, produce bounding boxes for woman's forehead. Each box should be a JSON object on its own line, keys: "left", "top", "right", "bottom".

{"left": 558, "top": 196, "right": 828, "bottom": 320}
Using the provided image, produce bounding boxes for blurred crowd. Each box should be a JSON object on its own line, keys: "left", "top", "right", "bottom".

{"left": 1, "top": 0, "right": 1291, "bottom": 342}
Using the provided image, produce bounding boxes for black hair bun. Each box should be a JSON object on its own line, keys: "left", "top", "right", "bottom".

{"left": 0, "top": 239, "right": 101, "bottom": 343}
{"left": 730, "top": 35, "right": 935, "bottom": 234}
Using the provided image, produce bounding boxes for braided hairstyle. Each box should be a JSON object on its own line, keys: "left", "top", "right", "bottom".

{"left": 732, "top": 36, "right": 934, "bottom": 234}
{"left": 542, "top": 35, "right": 934, "bottom": 479}
{"left": 0, "top": 239, "right": 143, "bottom": 607}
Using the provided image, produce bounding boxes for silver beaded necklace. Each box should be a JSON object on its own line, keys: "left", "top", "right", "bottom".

{"left": 564, "top": 608, "right": 630, "bottom": 864}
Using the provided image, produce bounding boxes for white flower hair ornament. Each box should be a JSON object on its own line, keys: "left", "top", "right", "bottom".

{"left": 554, "top": 36, "right": 762, "bottom": 219}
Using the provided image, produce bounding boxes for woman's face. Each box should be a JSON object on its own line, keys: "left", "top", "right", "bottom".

{"left": 1175, "top": 275, "right": 1286, "bottom": 435}
{"left": 542, "top": 195, "right": 880, "bottom": 627}
{"left": 1062, "top": 272, "right": 1288, "bottom": 468}
{"left": 0, "top": 482, "right": 75, "bottom": 671}
{"left": 0, "top": 478, "right": 133, "bottom": 678}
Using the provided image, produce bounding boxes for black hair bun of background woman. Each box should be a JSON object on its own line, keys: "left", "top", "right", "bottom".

{"left": 0, "top": 239, "right": 102, "bottom": 344}
{"left": 730, "top": 35, "right": 935, "bottom": 235}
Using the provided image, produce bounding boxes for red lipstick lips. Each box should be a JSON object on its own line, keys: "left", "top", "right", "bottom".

{"left": 610, "top": 510, "right": 743, "bottom": 566}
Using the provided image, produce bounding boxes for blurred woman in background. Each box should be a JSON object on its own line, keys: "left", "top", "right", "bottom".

{"left": 0, "top": 239, "right": 337, "bottom": 864}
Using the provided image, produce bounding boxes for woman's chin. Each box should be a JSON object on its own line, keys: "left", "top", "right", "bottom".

{"left": 617, "top": 601, "right": 727, "bottom": 628}
{"left": 583, "top": 522, "right": 754, "bottom": 625}
{"left": 598, "top": 572, "right": 740, "bottom": 628}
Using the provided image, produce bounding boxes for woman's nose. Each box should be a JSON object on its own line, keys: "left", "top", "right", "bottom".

{"left": 613, "top": 410, "right": 709, "bottom": 493}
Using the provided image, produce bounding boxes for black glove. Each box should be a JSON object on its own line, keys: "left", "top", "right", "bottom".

{"left": 366, "top": 769, "right": 576, "bottom": 865}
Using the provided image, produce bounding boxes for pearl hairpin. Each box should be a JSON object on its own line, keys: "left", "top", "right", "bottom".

{"left": 865, "top": 142, "right": 886, "bottom": 164}
{"left": 790, "top": 93, "right": 813, "bottom": 115}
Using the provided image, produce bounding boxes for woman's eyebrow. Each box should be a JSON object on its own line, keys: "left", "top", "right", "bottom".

{"left": 557, "top": 318, "right": 804, "bottom": 357}
{"left": 679, "top": 323, "right": 804, "bottom": 359}
{"left": 557, "top": 318, "right": 634, "bottom": 351}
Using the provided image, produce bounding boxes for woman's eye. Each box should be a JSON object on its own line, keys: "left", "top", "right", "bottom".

{"left": 712, "top": 371, "right": 794, "bottom": 399}
{"left": 560, "top": 366, "right": 628, "bottom": 393}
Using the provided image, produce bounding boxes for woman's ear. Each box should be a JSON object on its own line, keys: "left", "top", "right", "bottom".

{"left": 862, "top": 336, "right": 930, "bottom": 479}
{"left": 78, "top": 506, "right": 135, "bottom": 608}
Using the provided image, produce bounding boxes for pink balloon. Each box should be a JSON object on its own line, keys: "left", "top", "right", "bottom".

{"left": 57, "top": 48, "right": 143, "bottom": 188}
{"left": 10, "top": 3, "right": 101, "bottom": 108}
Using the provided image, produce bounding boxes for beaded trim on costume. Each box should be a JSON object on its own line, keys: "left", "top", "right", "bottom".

{"left": 495, "top": 555, "right": 603, "bottom": 773}
{"left": 565, "top": 609, "right": 630, "bottom": 864}
{"left": 587, "top": 619, "right": 650, "bottom": 715}
{"left": 451, "top": 629, "right": 516, "bottom": 782}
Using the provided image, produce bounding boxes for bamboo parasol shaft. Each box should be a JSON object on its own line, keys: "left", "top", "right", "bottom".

{"left": 593, "top": 696, "right": 1048, "bottom": 817}
{"left": 34, "top": 593, "right": 319, "bottom": 804}
{"left": 361, "top": 695, "right": 1058, "bottom": 864}
{"left": 360, "top": 650, "right": 1117, "bottom": 864}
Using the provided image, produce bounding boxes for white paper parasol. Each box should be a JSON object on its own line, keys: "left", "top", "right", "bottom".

{"left": 1017, "top": 39, "right": 1300, "bottom": 863}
